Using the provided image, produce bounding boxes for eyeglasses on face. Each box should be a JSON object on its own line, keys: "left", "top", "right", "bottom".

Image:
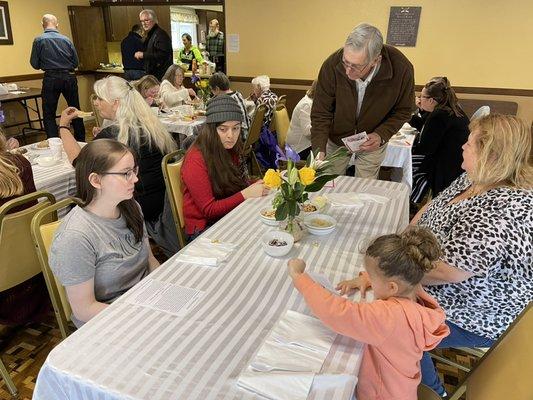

{"left": 341, "top": 57, "right": 371, "bottom": 73}
{"left": 101, "top": 166, "right": 139, "bottom": 181}
{"left": 140, "top": 18, "right": 152, "bottom": 23}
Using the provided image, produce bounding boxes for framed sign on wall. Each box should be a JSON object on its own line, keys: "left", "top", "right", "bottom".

{"left": 0, "top": 1, "right": 13, "bottom": 45}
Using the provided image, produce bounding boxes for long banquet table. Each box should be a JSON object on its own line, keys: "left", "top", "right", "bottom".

{"left": 33, "top": 176, "right": 409, "bottom": 400}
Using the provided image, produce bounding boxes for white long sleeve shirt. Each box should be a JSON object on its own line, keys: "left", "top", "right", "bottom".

{"left": 286, "top": 95, "right": 313, "bottom": 153}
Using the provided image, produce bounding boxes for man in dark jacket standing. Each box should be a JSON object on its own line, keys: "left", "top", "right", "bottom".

{"left": 121, "top": 24, "right": 145, "bottom": 81}
{"left": 134, "top": 9, "right": 173, "bottom": 81}
{"left": 311, "top": 23, "right": 414, "bottom": 178}
{"left": 30, "top": 14, "right": 85, "bottom": 141}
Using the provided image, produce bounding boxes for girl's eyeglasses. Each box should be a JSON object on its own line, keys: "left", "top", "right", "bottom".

{"left": 101, "top": 166, "right": 139, "bottom": 181}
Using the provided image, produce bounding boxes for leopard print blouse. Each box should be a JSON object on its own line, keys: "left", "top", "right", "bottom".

{"left": 418, "top": 173, "right": 532, "bottom": 340}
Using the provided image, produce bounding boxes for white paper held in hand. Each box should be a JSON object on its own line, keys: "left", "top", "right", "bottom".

{"left": 341, "top": 131, "right": 368, "bottom": 152}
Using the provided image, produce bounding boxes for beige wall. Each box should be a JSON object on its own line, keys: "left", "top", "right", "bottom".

{"left": 225, "top": 0, "right": 533, "bottom": 90}
{"left": 0, "top": 0, "right": 90, "bottom": 77}
{"left": 226, "top": 0, "right": 533, "bottom": 123}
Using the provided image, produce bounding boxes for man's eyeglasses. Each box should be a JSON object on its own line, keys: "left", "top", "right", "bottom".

{"left": 101, "top": 166, "right": 139, "bottom": 181}
{"left": 140, "top": 18, "right": 152, "bottom": 23}
{"left": 341, "top": 57, "right": 370, "bottom": 73}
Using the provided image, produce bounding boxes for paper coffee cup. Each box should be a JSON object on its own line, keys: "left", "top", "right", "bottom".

{"left": 49, "top": 137, "right": 63, "bottom": 160}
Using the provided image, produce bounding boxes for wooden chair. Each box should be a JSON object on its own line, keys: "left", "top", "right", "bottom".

{"left": 0, "top": 191, "right": 56, "bottom": 397}
{"left": 31, "top": 198, "right": 82, "bottom": 339}
{"left": 243, "top": 104, "right": 267, "bottom": 175}
{"left": 271, "top": 103, "right": 290, "bottom": 150}
{"left": 161, "top": 150, "right": 187, "bottom": 249}
{"left": 277, "top": 94, "right": 287, "bottom": 107}
{"left": 417, "top": 384, "right": 441, "bottom": 400}
{"left": 448, "top": 302, "right": 532, "bottom": 400}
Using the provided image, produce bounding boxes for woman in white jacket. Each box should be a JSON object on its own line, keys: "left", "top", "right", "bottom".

{"left": 286, "top": 80, "right": 317, "bottom": 158}
{"left": 159, "top": 64, "right": 196, "bottom": 108}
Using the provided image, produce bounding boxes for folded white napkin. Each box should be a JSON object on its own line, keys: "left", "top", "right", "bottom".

{"left": 238, "top": 367, "right": 315, "bottom": 400}
{"left": 311, "top": 374, "right": 358, "bottom": 399}
{"left": 325, "top": 192, "right": 389, "bottom": 207}
{"left": 271, "top": 310, "right": 337, "bottom": 354}
{"left": 251, "top": 339, "right": 326, "bottom": 373}
{"left": 174, "top": 238, "right": 237, "bottom": 267}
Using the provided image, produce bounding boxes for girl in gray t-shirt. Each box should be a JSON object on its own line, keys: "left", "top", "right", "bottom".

{"left": 50, "top": 139, "right": 160, "bottom": 327}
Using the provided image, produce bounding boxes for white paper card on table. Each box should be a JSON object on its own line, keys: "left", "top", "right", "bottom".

{"left": 271, "top": 310, "right": 337, "bottom": 354}
{"left": 307, "top": 272, "right": 337, "bottom": 294}
{"left": 174, "top": 237, "right": 238, "bottom": 267}
{"left": 325, "top": 192, "right": 389, "bottom": 207}
{"left": 237, "top": 367, "right": 314, "bottom": 400}
{"left": 341, "top": 131, "right": 368, "bottom": 152}
{"left": 124, "top": 278, "right": 203, "bottom": 317}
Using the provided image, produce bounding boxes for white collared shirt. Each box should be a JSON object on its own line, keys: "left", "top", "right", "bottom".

{"left": 355, "top": 60, "right": 381, "bottom": 116}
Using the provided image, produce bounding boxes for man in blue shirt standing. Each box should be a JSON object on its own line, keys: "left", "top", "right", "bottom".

{"left": 30, "top": 14, "right": 85, "bottom": 141}
{"left": 121, "top": 24, "right": 145, "bottom": 81}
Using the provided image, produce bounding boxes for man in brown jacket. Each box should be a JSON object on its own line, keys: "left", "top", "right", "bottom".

{"left": 311, "top": 23, "right": 414, "bottom": 178}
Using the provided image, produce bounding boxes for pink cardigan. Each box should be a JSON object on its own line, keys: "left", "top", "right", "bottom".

{"left": 294, "top": 273, "right": 449, "bottom": 400}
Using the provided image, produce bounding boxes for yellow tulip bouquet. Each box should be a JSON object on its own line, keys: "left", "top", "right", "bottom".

{"left": 191, "top": 75, "right": 211, "bottom": 104}
{"left": 263, "top": 147, "right": 348, "bottom": 236}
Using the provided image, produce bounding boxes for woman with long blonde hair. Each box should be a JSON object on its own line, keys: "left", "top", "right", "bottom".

{"left": 0, "top": 130, "right": 35, "bottom": 209}
{"left": 58, "top": 75, "right": 180, "bottom": 256}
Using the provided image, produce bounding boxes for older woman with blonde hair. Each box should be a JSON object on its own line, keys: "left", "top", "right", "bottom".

{"left": 58, "top": 75, "right": 180, "bottom": 256}
{"left": 410, "top": 114, "right": 532, "bottom": 395}
{"left": 340, "top": 114, "right": 532, "bottom": 396}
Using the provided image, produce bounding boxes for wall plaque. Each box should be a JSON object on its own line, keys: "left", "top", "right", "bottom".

{"left": 386, "top": 6, "right": 421, "bottom": 47}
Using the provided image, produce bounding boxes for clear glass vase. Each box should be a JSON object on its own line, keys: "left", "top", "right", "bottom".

{"left": 282, "top": 216, "right": 304, "bottom": 242}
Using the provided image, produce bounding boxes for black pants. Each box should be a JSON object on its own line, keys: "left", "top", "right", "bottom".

{"left": 42, "top": 72, "right": 85, "bottom": 141}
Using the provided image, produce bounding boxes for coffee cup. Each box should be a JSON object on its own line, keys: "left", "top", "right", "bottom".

{"left": 48, "top": 137, "right": 63, "bottom": 160}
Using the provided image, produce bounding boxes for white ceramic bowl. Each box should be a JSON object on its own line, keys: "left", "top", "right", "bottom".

{"left": 35, "top": 156, "right": 58, "bottom": 167}
{"left": 259, "top": 207, "right": 279, "bottom": 226}
{"left": 304, "top": 214, "right": 337, "bottom": 236}
{"left": 261, "top": 231, "right": 294, "bottom": 257}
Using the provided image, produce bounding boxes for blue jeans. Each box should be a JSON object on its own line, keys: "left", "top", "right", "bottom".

{"left": 421, "top": 320, "right": 494, "bottom": 395}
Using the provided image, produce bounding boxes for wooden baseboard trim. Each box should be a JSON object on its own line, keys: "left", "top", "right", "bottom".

{"left": 229, "top": 76, "right": 533, "bottom": 97}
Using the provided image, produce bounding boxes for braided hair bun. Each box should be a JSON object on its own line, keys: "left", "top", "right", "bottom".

{"left": 365, "top": 226, "right": 442, "bottom": 286}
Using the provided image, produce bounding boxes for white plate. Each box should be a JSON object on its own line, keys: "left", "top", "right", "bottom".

{"left": 35, "top": 156, "right": 59, "bottom": 167}
{"left": 30, "top": 143, "right": 50, "bottom": 151}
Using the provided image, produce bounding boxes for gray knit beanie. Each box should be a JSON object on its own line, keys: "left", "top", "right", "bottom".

{"left": 206, "top": 94, "right": 243, "bottom": 124}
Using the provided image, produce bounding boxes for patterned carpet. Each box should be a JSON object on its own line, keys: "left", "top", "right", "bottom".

{"left": 0, "top": 315, "right": 62, "bottom": 400}
{"left": 0, "top": 316, "right": 472, "bottom": 399}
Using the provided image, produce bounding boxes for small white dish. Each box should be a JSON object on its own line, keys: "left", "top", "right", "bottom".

{"left": 261, "top": 231, "right": 294, "bottom": 257}
{"left": 259, "top": 207, "right": 279, "bottom": 226}
{"left": 304, "top": 214, "right": 337, "bottom": 236}
{"left": 35, "top": 156, "right": 59, "bottom": 167}
{"left": 31, "top": 143, "right": 50, "bottom": 151}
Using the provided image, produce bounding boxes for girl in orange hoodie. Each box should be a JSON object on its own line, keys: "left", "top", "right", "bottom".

{"left": 288, "top": 226, "right": 450, "bottom": 400}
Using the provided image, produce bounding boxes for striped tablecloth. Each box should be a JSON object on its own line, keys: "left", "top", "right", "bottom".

{"left": 160, "top": 115, "right": 206, "bottom": 137}
{"left": 34, "top": 177, "right": 409, "bottom": 400}
{"left": 25, "top": 145, "right": 77, "bottom": 203}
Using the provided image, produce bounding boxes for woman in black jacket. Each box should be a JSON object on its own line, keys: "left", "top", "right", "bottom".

{"left": 410, "top": 77, "right": 470, "bottom": 202}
